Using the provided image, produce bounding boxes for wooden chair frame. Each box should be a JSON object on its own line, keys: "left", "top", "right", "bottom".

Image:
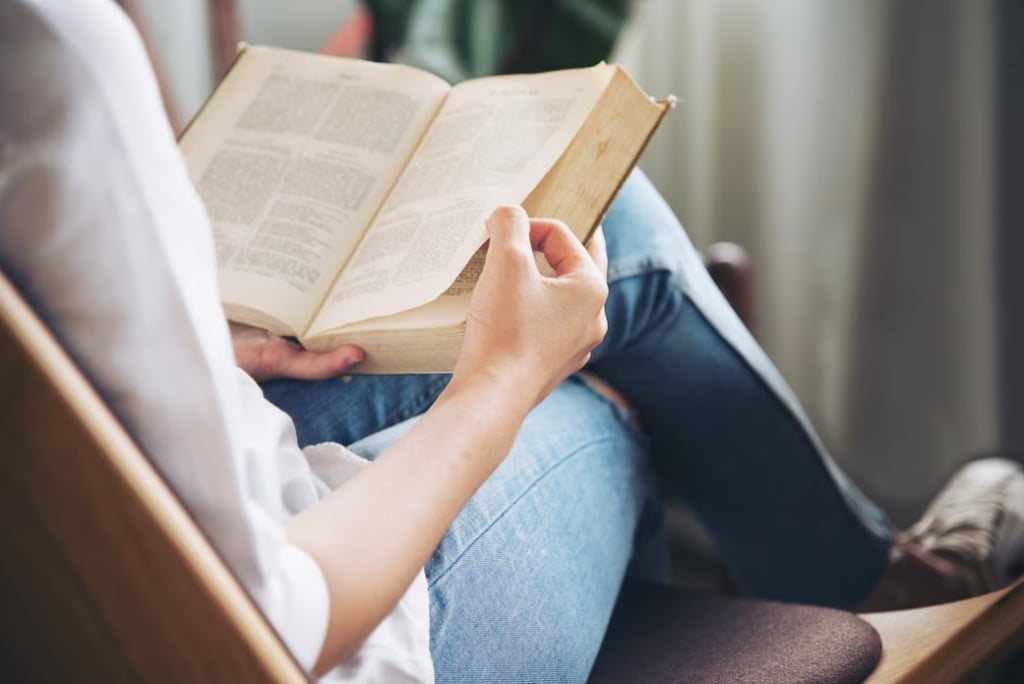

{"left": 0, "top": 273, "right": 305, "bottom": 683}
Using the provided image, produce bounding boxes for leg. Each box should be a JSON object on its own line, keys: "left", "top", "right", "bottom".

{"left": 346, "top": 377, "right": 664, "bottom": 682}
{"left": 588, "top": 169, "right": 893, "bottom": 608}
{"left": 262, "top": 372, "right": 450, "bottom": 446}
{"left": 263, "top": 168, "right": 892, "bottom": 608}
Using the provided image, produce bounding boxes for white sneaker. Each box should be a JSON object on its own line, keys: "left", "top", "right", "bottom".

{"left": 902, "top": 457, "right": 1024, "bottom": 592}
{"left": 858, "top": 457, "right": 1024, "bottom": 611}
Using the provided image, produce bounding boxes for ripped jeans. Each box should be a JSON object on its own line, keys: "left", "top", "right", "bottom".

{"left": 262, "top": 169, "right": 893, "bottom": 682}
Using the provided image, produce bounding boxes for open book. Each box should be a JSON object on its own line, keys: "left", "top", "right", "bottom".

{"left": 180, "top": 46, "right": 672, "bottom": 373}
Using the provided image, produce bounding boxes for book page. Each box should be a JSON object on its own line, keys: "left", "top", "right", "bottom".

{"left": 308, "top": 63, "right": 615, "bottom": 334}
{"left": 180, "top": 46, "right": 451, "bottom": 335}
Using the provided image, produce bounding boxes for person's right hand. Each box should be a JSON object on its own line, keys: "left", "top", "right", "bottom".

{"left": 451, "top": 205, "right": 608, "bottom": 409}
{"left": 290, "top": 208, "right": 607, "bottom": 673}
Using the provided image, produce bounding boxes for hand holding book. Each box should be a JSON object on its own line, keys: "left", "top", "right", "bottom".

{"left": 229, "top": 321, "right": 364, "bottom": 381}
{"left": 181, "top": 46, "right": 671, "bottom": 373}
{"left": 228, "top": 212, "right": 610, "bottom": 385}
{"left": 452, "top": 207, "right": 608, "bottom": 407}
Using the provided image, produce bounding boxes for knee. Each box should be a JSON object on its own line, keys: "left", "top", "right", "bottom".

{"left": 603, "top": 169, "right": 696, "bottom": 260}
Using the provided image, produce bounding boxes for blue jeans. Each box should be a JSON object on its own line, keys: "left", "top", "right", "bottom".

{"left": 262, "top": 170, "right": 893, "bottom": 682}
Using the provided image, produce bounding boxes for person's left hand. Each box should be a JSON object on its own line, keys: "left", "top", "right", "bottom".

{"left": 230, "top": 322, "right": 364, "bottom": 382}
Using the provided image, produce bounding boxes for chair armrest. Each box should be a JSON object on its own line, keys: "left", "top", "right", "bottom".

{"left": 704, "top": 241, "right": 755, "bottom": 334}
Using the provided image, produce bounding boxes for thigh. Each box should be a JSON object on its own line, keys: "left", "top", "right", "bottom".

{"left": 348, "top": 376, "right": 661, "bottom": 683}
{"left": 261, "top": 373, "right": 450, "bottom": 447}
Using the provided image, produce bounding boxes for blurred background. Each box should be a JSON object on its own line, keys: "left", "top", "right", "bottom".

{"left": 128, "top": 0, "right": 1022, "bottom": 529}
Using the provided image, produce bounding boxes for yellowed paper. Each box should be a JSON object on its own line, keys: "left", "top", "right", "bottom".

{"left": 180, "top": 47, "right": 450, "bottom": 335}
{"left": 308, "top": 63, "right": 615, "bottom": 334}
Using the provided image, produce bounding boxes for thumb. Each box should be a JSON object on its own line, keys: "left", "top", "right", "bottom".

{"left": 485, "top": 205, "right": 533, "bottom": 260}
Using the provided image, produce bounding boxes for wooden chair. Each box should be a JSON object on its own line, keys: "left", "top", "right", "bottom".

{"left": 863, "top": 583, "right": 1024, "bottom": 683}
{"left": 3, "top": 264, "right": 1024, "bottom": 683}
{"left": 0, "top": 272, "right": 304, "bottom": 682}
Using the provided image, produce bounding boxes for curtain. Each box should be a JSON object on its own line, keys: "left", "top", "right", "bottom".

{"left": 616, "top": 0, "right": 998, "bottom": 524}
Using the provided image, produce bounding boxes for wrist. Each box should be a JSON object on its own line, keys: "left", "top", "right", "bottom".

{"left": 443, "top": 362, "right": 538, "bottom": 422}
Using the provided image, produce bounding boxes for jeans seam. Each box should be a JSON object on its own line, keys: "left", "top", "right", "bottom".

{"left": 607, "top": 255, "right": 680, "bottom": 286}
{"left": 426, "top": 433, "right": 630, "bottom": 589}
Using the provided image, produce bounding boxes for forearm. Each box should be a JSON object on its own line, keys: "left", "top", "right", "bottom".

{"left": 285, "top": 373, "right": 533, "bottom": 675}
{"left": 286, "top": 207, "right": 607, "bottom": 675}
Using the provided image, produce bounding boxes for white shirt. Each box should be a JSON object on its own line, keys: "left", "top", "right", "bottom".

{"left": 0, "top": 1, "right": 432, "bottom": 681}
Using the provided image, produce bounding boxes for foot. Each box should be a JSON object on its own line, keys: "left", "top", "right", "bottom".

{"left": 858, "top": 457, "right": 1024, "bottom": 612}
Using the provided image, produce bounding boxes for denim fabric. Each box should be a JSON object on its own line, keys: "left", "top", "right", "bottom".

{"left": 261, "top": 169, "right": 893, "bottom": 682}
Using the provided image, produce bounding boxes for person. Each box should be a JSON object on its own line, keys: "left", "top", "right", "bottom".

{"left": 247, "top": 176, "right": 1024, "bottom": 676}
{"left": 1, "top": 1, "right": 1021, "bottom": 682}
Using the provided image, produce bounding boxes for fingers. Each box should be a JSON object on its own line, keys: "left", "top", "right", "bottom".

{"left": 276, "top": 344, "right": 364, "bottom": 381}
{"left": 459, "top": 207, "right": 610, "bottom": 404}
{"left": 528, "top": 218, "right": 598, "bottom": 279}
{"left": 253, "top": 339, "right": 363, "bottom": 382}
{"left": 587, "top": 225, "right": 608, "bottom": 281}
{"left": 485, "top": 205, "right": 533, "bottom": 260}
{"left": 484, "top": 207, "right": 606, "bottom": 282}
